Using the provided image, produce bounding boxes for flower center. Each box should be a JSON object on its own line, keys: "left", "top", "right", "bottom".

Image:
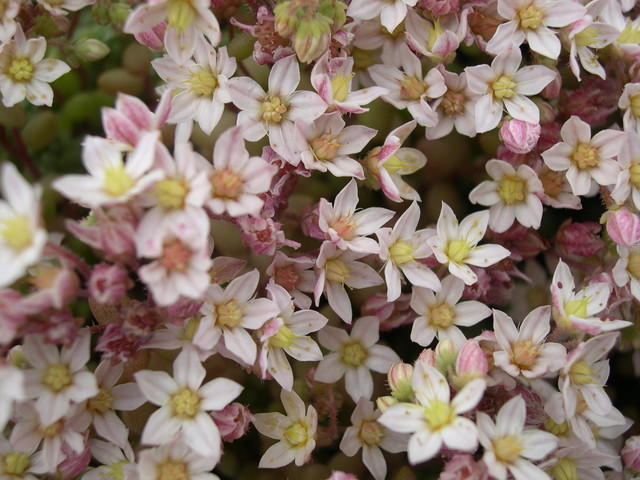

{"left": 498, "top": 176, "right": 527, "bottom": 205}
{"left": 161, "top": 240, "right": 192, "bottom": 272}
{"left": 341, "top": 341, "right": 368, "bottom": 367}
{"left": 493, "top": 435, "right": 523, "bottom": 463}
{"left": 215, "top": 299, "right": 244, "bottom": 328}
{"left": 571, "top": 143, "right": 599, "bottom": 170}
{"left": 568, "top": 360, "right": 596, "bottom": 385}
{"left": 492, "top": 75, "right": 517, "bottom": 99}
{"left": 284, "top": 421, "right": 309, "bottom": 447}
{"left": 211, "top": 169, "right": 243, "bottom": 199}
{"left": 330, "top": 216, "right": 357, "bottom": 241}
{"left": 170, "top": 388, "right": 200, "bottom": 418}
{"left": 359, "top": 420, "right": 384, "bottom": 446}
{"left": 88, "top": 388, "right": 114, "bottom": 414}
{"left": 619, "top": 20, "right": 640, "bottom": 44}
{"left": 311, "top": 132, "right": 340, "bottom": 161}
{"left": 8, "top": 58, "right": 34, "bottom": 82}
{"left": 511, "top": 340, "right": 538, "bottom": 370}
{"left": 157, "top": 460, "right": 189, "bottom": 480}
{"left": 441, "top": 90, "right": 466, "bottom": 116}
{"left": 325, "top": 258, "right": 351, "bottom": 284}
{"left": 154, "top": 179, "right": 188, "bottom": 209}
{"left": 430, "top": 303, "right": 455, "bottom": 328}
{"left": 630, "top": 93, "right": 640, "bottom": 118}
{"left": 103, "top": 163, "right": 133, "bottom": 197}
{"left": 517, "top": 5, "right": 544, "bottom": 30}
{"left": 274, "top": 264, "right": 300, "bottom": 291}
{"left": 629, "top": 164, "right": 640, "bottom": 189}
{"left": 261, "top": 95, "right": 288, "bottom": 124}
{"left": 423, "top": 399, "right": 454, "bottom": 430}
{"left": 628, "top": 253, "right": 640, "bottom": 278}
{"left": 0, "top": 216, "right": 33, "bottom": 251}
{"left": 399, "top": 75, "right": 427, "bottom": 101}
{"left": 189, "top": 70, "right": 218, "bottom": 97}
{"left": 40, "top": 420, "right": 63, "bottom": 438}
{"left": 330, "top": 73, "right": 354, "bottom": 103}
{"left": 545, "top": 418, "right": 570, "bottom": 437}
{"left": 42, "top": 364, "right": 72, "bottom": 392}
{"left": 564, "top": 297, "right": 588, "bottom": 319}
{"left": 2, "top": 452, "right": 30, "bottom": 476}
{"left": 269, "top": 324, "right": 296, "bottom": 349}
{"left": 167, "top": 0, "right": 196, "bottom": 31}
{"left": 574, "top": 27, "right": 599, "bottom": 47}
{"left": 446, "top": 239, "right": 470, "bottom": 264}
{"left": 389, "top": 241, "right": 416, "bottom": 265}
{"left": 551, "top": 458, "right": 578, "bottom": 480}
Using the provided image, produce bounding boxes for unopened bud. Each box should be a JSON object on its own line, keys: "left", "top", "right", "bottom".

{"left": 211, "top": 403, "right": 252, "bottom": 442}
{"left": 606, "top": 208, "right": 640, "bottom": 248}
{"left": 376, "top": 395, "right": 397, "bottom": 412}
{"left": 274, "top": 0, "right": 299, "bottom": 38}
{"left": 75, "top": 38, "right": 110, "bottom": 62}
{"left": 293, "top": 17, "right": 332, "bottom": 63}
{"left": 89, "top": 263, "right": 131, "bottom": 304}
{"left": 387, "top": 362, "right": 414, "bottom": 402}
{"left": 557, "top": 220, "right": 605, "bottom": 257}
{"left": 500, "top": 118, "right": 540, "bottom": 154}
{"left": 623, "top": 435, "right": 640, "bottom": 472}
{"left": 435, "top": 339, "right": 458, "bottom": 372}
{"left": 416, "top": 348, "right": 436, "bottom": 368}
{"left": 91, "top": 2, "right": 110, "bottom": 25}
{"left": 452, "top": 340, "right": 488, "bottom": 389}
{"left": 21, "top": 111, "right": 58, "bottom": 150}
{"left": 108, "top": 2, "right": 131, "bottom": 27}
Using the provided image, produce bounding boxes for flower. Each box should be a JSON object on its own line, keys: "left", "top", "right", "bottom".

{"left": 377, "top": 201, "right": 441, "bottom": 301}
{"left": 468, "top": 159, "right": 544, "bottom": 233}
{"left": 340, "top": 398, "right": 407, "bottom": 480}
{"left": 541, "top": 115, "right": 624, "bottom": 196}
{"left": 410, "top": 275, "right": 491, "bottom": 347}
{"left": 426, "top": 202, "right": 511, "bottom": 285}
{"left": 465, "top": 46, "right": 556, "bottom": 132}
{"left": 134, "top": 349, "right": 243, "bottom": 461}
{"left": 378, "top": 362, "right": 486, "bottom": 465}
{"left": 477, "top": 395, "right": 558, "bottom": 480}
{"left": 252, "top": 389, "right": 317, "bottom": 468}
{"left": 0, "top": 163, "right": 47, "bottom": 288}
{"left": 314, "top": 316, "right": 400, "bottom": 402}
{"left": 137, "top": 441, "right": 220, "bottom": 480}
{"left": 0, "top": 27, "right": 70, "bottom": 107}
{"left": 347, "top": 0, "right": 418, "bottom": 34}
{"left": 611, "top": 130, "right": 640, "bottom": 210}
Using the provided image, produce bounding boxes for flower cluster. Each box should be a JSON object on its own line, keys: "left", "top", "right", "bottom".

{"left": 1, "top": 0, "right": 640, "bottom": 479}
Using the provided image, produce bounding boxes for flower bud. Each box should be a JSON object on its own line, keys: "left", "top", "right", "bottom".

{"left": 606, "top": 208, "right": 640, "bottom": 248}
{"left": 211, "top": 403, "right": 252, "bottom": 442}
{"left": 75, "top": 38, "right": 110, "bottom": 62}
{"left": 455, "top": 341, "right": 487, "bottom": 378}
{"left": 388, "top": 362, "right": 414, "bottom": 402}
{"left": 499, "top": 118, "right": 541, "bottom": 154}
{"left": 419, "top": 0, "right": 459, "bottom": 16}
{"left": 623, "top": 435, "right": 640, "bottom": 472}
{"left": 557, "top": 220, "right": 605, "bottom": 257}
{"left": 274, "top": 0, "right": 300, "bottom": 38}
{"left": 108, "top": 2, "right": 131, "bottom": 27}
{"left": 89, "top": 263, "right": 131, "bottom": 304}
{"left": 21, "top": 111, "right": 58, "bottom": 150}
{"left": 435, "top": 339, "right": 458, "bottom": 372}
{"left": 293, "top": 16, "right": 332, "bottom": 63}
{"left": 416, "top": 348, "right": 436, "bottom": 368}
{"left": 134, "top": 22, "right": 167, "bottom": 51}
{"left": 376, "top": 395, "right": 398, "bottom": 412}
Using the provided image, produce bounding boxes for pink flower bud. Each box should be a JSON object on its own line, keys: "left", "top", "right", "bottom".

{"left": 500, "top": 119, "right": 541, "bottom": 154}
{"left": 455, "top": 340, "right": 488, "bottom": 378}
{"left": 211, "top": 403, "right": 252, "bottom": 443}
{"left": 607, "top": 208, "right": 640, "bottom": 248}
{"left": 375, "top": 395, "right": 397, "bottom": 413}
{"left": 435, "top": 339, "right": 458, "bottom": 371}
{"left": 58, "top": 444, "right": 91, "bottom": 479}
{"left": 387, "top": 362, "right": 414, "bottom": 402}
{"left": 557, "top": 220, "right": 605, "bottom": 257}
{"left": 420, "top": 0, "right": 459, "bottom": 16}
{"left": 440, "top": 454, "right": 489, "bottom": 480}
{"left": 133, "top": 22, "right": 166, "bottom": 50}
{"left": 623, "top": 435, "right": 640, "bottom": 472}
{"left": 89, "top": 263, "right": 131, "bottom": 304}
{"left": 327, "top": 472, "right": 359, "bottom": 480}
{"left": 416, "top": 348, "right": 436, "bottom": 368}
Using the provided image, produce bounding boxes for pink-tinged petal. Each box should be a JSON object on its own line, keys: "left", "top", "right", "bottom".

{"left": 226, "top": 77, "right": 265, "bottom": 111}
{"left": 140, "top": 407, "right": 181, "bottom": 445}
{"left": 592, "top": 129, "right": 625, "bottom": 158}
{"left": 541, "top": 142, "right": 572, "bottom": 171}
{"left": 503, "top": 95, "right": 540, "bottom": 124}
{"left": 345, "top": 366, "right": 373, "bottom": 401}
{"left": 24, "top": 335, "right": 59, "bottom": 369}
{"left": 173, "top": 349, "right": 205, "bottom": 390}
{"left": 351, "top": 316, "right": 379, "bottom": 347}
{"left": 199, "top": 378, "right": 243, "bottom": 411}
{"left": 184, "top": 413, "right": 222, "bottom": 458}
{"left": 223, "top": 327, "right": 257, "bottom": 365}
{"left": 213, "top": 126, "right": 250, "bottom": 171}
{"left": 544, "top": 0, "right": 586, "bottom": 27}
{"left": 288, "top": 310, "right": 328, "bottom": 335}
{"left": 566, "top": 167, "right": 592, "bottom": 195}
{"left": 287, "top": 92, "right": 327, "bottom": 122}
{"left": 454, "top": 301, "right": 491, "bottom": 327}
{"left": 525, "top": 27, "right": 561, "bottom": 59}
{"left": 36, "top": 392, "right": 69, "bottom": 425}
{"left": 326, "top": 281, "right": 353, "bottom": 324}
{"left": 560, "top": 116, "right": 591, "bottom": 145}
{"left": 509, "top": 458, "right": 549, "bottom": 480}
{"left": 408, "top": 431, "right": 442, "bottom": 464}
{"left": 314, "top": 353, "right": 347, "bottom": 383}
{"left": 514, "top": 65, "right": 556, "bottom": 95}
{"left": 242, "top": 298, "right": 279, "bottom": 329}
{"left": 125, "top": 132, "right": 158, "bottom": 178}
{"left": 93, "top": 410, "right": 129, "bottom": 448}
{"left": 466, "top": 244, "right": 511, "bottom": 267}
{"left": 269, "top": 55, "right": 300, "bottom": 97}
{"left": 134, "top": 370, "right": 176, "bottom": 405}
{"left": 442, "top": 417, "right": 478, "bottom": 451}
{"left": 475, "top": 95, "right": 503, "bottom": 133}
{"left": 123, "top": 4, "right": 167, "bottom": 34}
{"left": 451, "top": 378, "right": 486, "bottom": 413}
{"left": 486, "top": 21, "right": 523, "bottom": 54}
{"left": 366, "top": 345, "right": 401, "bottom": 373}
{"left": 111, "top": 383, "right": 146, "bottom": 411}
{"left": 318, "top": 326, "right": 350, "bottom": 350}
{"left": 67, "top": 371, "right": 99, "bottom": 402}
{"left": 492, "top": 46, "right": 522, "bottom": 74}
{"left": 259, "top": 441, "right": 296, "bottom": 469}
{"left": 465, "top": 65, "right": 495, "bottom": 94}
{"left": 496, "top": 396, "right": 525, "bottom": 437}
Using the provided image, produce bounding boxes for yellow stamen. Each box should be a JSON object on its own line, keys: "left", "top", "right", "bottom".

{"left": 0, "top": 216, "right": 32, "bottom": 251}
{"left": 330, "top": 73, "right": 354, "bottom": 102}
{"left": 628, "top": 252, "right": 640, "bottom": 278}
{"left": 167, "top": 0, "right": 196, "bottom": 31}
{"left": 511, "top": 340, "right": 538, "bottom": 370}
{"left": 8, "top": 58, "right": 34, "bottom": 82}
{"left": 283, "top": 421, "right": 309, "bottom": 446}
{"left": 497, "top": 176, "right": 527, "bottom": 205}
{"left": 170, "top": 388, "right": 200, "bottom": 418}
{"left": 3, "top": 452, "right": 30, "bottom": 476}
{"left": 189, "top": 70, "right": 218, "bottom": 97}
{"left": 569, "top": 360, "right": 596, "bottom": 385}
{"left": 325, "top": 258, "right": 351, "bottom": 284}
{"left": 571, "top": 144, "right": 599, "bottom": 170}
{"left": 154, "top": 179, "right": 188, "bottom": 209}
{"left": 215, "top": 300, "right": 244, "bottom": 328}
{"left": 492, "top": 75, "right": 517, "bottom": 99}
{"left": 430, "top": 303, "right": 455, "bottom": 329}
{"left": 359, "top": 420, "right": 384, "bottom": 446}
{"left": 341, "top": 341, "right": 368, "bottom": 367}
{"left": 42, "top": 364, "right": 72, "bottom": 392}
{"left": 211, "top": 169, "right": 243, "bottom": 199}
{"left": 269, "top": 324, "right": 296, "bottom": 349}
{"left": 399, "top": 75, "right": 427, "bottom": 101}
{"left": 493, "top": 435, "right": 523, "bottom": 463}
{"left": 446, "top": 240, "right": 470, "bottom": 264}
{"left": 517, "top": 5, "right": 544, "bottom": 30}
{"left": 261, "top": 95, "right": 288, "bottom": 124}
{"left": 423, "top": 400, "right": 454, "bottom": 430}
{"left": 103, "top": 163, "right": 133, "bottom": 197}
{"left": 157, "top": 460, "right": 189, "bottom": 480}
{"left": 389, "top": 241, "right": 416, "bottom": 265}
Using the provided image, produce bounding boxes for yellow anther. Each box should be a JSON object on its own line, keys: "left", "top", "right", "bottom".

{"left": 441, "top": 90, "right": 466, "bottom": 116}
{"left": 154, "top": 179, "right": 188, "bottom": 209}
{"left": 569, "top": 360, "right": 596, "bottom": 385}
{"left": 283, "top": 421, "right": 308, "bottom": 446}
{"left": 103, "top": 163, "right": 133, "bottom": 197}
{"left": 42, "top": 364, "right": 72, "bottom": 392}
{"left": 571, "top": 143, "right": 599, "bottom": 170}
{"left": 270, "top": 324, "right": 296, "bottom": 349}
{"left": 9, "top": 58, "right": 34, "bottom": 82}
{"left": 330, "top": 73, "right": 354, "bottom": 103}
{"left": 551, "top": 458, "right": 579, "bottom": 480}
{"left": 423, "top": 400, "right": 454, "bottom": 430}
{"left": 88, "top": 388, "right": 114, "bottom": 414}
{"left": 189, "top": 70, "right": 218, "bottom": 97}
{"left": 517, "top": 5, "right": 544, "bottom": 30}
{"left": 399, "top": 75, "right": 427, "bottom": 101}
{"left": 211, "top": 169, "right": 243, "bottom": 199}
{"left": 430, "top": 303, "right": 455, "bottom": 328}
{"left": 359, "top": 420, "right": 384, "bottom": 446}
{"left": 261, "top": 95, "right": 288, "bottom": 124}
{"left": 311, "top": 132, "right": 340, "bottom": 161}
{"left": 216, "top": 300, "right": 244, "bottom": 328}
{"left": 511, "top": 340, "right": 538, "bottom": 370}
{"left": 341, "top": 341, "right": 368, "bottom": 367}
{"left": 170, "top": 388, "right": 200, "bottom": 418}
{"left": 493, "top": 435, "right": 523, "bottom": 463}
{"left": 446, "top": 240, "right": 470, "bottom": 264}
{"left": 492, "top": 75, "right": 517, "bottom": 99}
{"left": 167, "top": 0, "right": 196, "bottom": 31}
{"left": 3, "top": 452, "right": 30, "bottom": 475}
{"left": 389, "top": 241, "right": 417, "bottom": 265}
{"left": 629, "top": 164, "right": 640, "bottom": 188}
{"left": 564, "top": 298, "right": 588, "bottom": 319}
{"left": 325, "top": 258, "right": 351, "bottom": 284}
{"left": 157, "top": 460, "right": 189, "bottom": 480}
{"left": 498, "top": 176, "right": 527, "bottom": 205}
{"left": 0, "top": 216, "right": 32, "bottom": 251}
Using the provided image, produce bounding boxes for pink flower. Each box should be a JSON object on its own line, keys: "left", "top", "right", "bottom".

{"left": 622, "top": 435, "right": 640, "bottom": 472}
{"left": 500, "top": 119, "right": 541, "bottom": 154}
{"left": 440, "top": 454, "right": 489, "bottom": 480}
{"left": 210, "top": 403, "right": 252, "bottom": 443}
{"left": 88, "top": 263, "right": 132, "bottom": 304}
{"left": 556, "top": 220, "right": 605, "bottom": 257}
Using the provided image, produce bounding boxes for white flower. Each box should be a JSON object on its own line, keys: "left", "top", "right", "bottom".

{"left": 465, "top": 46, "right": 556, "bottom": 132}
{"left": 340, "top": 398, "right": 407, "bottom": 480}
{"left": 619, "top": 82, "right": 640, "bottom": 133}
{"left": 252, "top": 389, "right": 317, "bottom": 468}
{"left": 0, "top": 434, "right": 47, "bottom": 480}
{"left": 477, "top": 395, "right": 558, "bottom": 480}
{"left": 426, "top": 202, "right": 511, "bottom": 285}
{"left": 22, "top": 329, "right": 98, "bottom": 425}
{"left": 135, "top": 349, "right": 243, "bottom": 461}
{"left": 347, "top": 0, "right": 417, "bottom": 34}
{"left": 410, "top": 275, "right": 491, "bottom": 347}
{"left": 0, "top": 27, "right": 70, "bottom": 107}
{"left": 469, "top": 159, "right": 544, "bottom": 233}
{"left": 378, "top": 362, "right": 486, "bottom": 465}
{"left": 541, "top": 115, "right": 624, "bottom": 196}
{"left": 611, "top": 129, "right": 640, "bottom": 209}
{"left": 314, "top": 316, "right": 400, "bottom": 402}
{"left": 0, "top": 163, "right": 47, "bottom": 288}
{"left": 137, "top": 441, "right": 220, "bottom": 480}
{"left": 613, "top": 245, "right": 640, "bottom": 301}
